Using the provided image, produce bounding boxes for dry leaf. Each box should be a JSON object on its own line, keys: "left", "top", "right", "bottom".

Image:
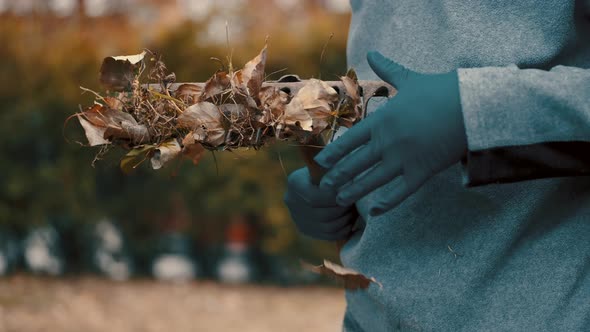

{"left": 78, "top": 116, "right": 109, "bottom": 146}
{"left": 175, "top": 84, "right": 203, "bottom": 105}
{"left": 341, "top": 68, "right": 360, "bottom": 102}
{"left": 177, "top": 102, "right": 226, "bottom": 146}
{"left": 181, "top": 133, "right": 206, "bottom": 166}
{"left": 99, "top": 51, "right": 146, "bottom": 92}
{"left": 230, "top": 74, "right": 259, "bottom": 110}
{"left": 240, "top": 44, "right": 267, "bottom": 98}
{"left": 284, "top": 79, "right": 338, "bottom": 133}
{"left": 296, "top": 79, "right": 339, "bottom": 111}
{"left": 283, "top": 98, "right": 313, "bottom": 131}
{"left": 103, "top": 121, "right": 149, "bottom": 144}
{"left": 338, "top": 68, "right": 362, "bottom": 128}
{"left": 79, "top": 104, "right": 149, "bottom": 145}
{"left": 302, "top": 259, "right": 382, "bottom": 291}
{"left": 200, "top": 71, "right": 230, "bottom": 102}
{"left": 151, "top": 139, "right": 181, "bottom": 170}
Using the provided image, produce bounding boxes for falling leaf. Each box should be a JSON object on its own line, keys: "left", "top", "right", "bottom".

{"left": 182, "top": 133, "right": 207, "bottom": 166}
{"left": 200, "top": 71, "right": 230, "bottom": 102}
{"left": 99, "top": 51, "right": 146, "bottom": 92}
{"left": 175, "top": 84, "right": 203, "bottom": 105}
{"left": 120, "top": 145, "right": 155, "bottom": 174}
{"left": 177, "top": 102, "right": 226, "bottom": 146}
{"left": 77, "top": 116, "right": 109, "bottom": 146}
{"left": 151, "top": 139, "right": 181, "bottom": 170}
{"left": 240, "top": 44, "right": 267, "bottom": 98}
{"left": 302, "top": 259, "right": 382, "bottom": 291}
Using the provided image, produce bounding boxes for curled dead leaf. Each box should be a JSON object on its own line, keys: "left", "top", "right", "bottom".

{"left": 283, "top": 79, "right": 337, "bottom": 133}
{"left": 103, "top": 120, "right": 149, "bottom": 144}
{"left": 338, "top": 68, "right": 362, "bottom": 128}
{"left": 227, "top": 72, "right": 259, "bottom": 110}
{"left": 79, "top": 104, "right": 150, "bottom": 145}
{"left": 200, "top": 71, "right": 230, "bottom": 102}
{"left": 151, "top": 139, "right": 181, "bottom": 170}
{"left": 177, "top": 102, "right": 226, "bottom": 146}
{"left": 240, "top": 44, "right": 267, "bottom": 98}
{"left": 296, "top": 79, "right": 339, "bottom": 111}
{"left": 341, "top": 68, "right": 360, "bottom": 102}
{"left": 283, "top": 98, "right": 313, "bottom": 131}
{"left": 99, "top": 51, "right": 146, "bottom": 92}
{"left": 77, "top": 116, "right": 109, "bottom": 146}
{"left": 302, "top": 259, "right": 382, "bottom": 291}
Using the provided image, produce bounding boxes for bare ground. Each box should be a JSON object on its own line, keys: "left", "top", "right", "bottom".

{"left": 0, "top": 276, "right": 345, "bottom": 332}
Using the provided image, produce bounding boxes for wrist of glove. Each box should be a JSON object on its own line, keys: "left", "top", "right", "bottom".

{"left": 284, "top": 167, "right": 357, "bottom": 241}
{"left": 314, "top": 51, "right": 468, "bottom": 216}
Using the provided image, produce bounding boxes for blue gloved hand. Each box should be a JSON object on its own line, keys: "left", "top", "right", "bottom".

{"left": 315, "top": 51, "right": 468, "bottom": 216}
{"left": 284, "top": 167, "right": 357, "bottom": 241}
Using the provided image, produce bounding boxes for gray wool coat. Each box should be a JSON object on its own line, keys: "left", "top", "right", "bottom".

{"left": 342, "top": 0, "right": 590, "bottom": 331}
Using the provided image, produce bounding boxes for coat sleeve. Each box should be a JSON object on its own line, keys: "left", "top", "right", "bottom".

{"left": 457, "top": 64, "right": 590, "bottom": 186}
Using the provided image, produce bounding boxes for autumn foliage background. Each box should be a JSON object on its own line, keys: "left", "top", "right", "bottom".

{"left": 0, "top": 0, "right": 351, "bottom": 274}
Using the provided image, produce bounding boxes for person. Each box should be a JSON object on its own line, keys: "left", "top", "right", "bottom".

{"left": 284, "top": 0, "right": 590, "bottom": 331}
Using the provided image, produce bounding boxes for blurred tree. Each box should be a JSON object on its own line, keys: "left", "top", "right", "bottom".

{"left": 0, "top": 2, "right": 349, "bottom": 272}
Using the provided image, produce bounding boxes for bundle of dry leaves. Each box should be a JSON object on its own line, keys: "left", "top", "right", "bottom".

{"left": 73, "top": 45, "right": 383, "bottom": 290}
{"left": 74, "top": 45, "right": 362, "bottom": 173}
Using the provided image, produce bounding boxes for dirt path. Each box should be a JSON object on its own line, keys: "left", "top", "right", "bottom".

{"left": 0, "top": 276, "right": 345, "bottom": 332}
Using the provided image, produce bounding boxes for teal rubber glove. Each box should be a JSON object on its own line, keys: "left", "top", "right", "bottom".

{"left": 316, "top": 51, "right": 468, "bottom": 216}
{"left": 284, "top": 167, "right": 357, "bottom": 241}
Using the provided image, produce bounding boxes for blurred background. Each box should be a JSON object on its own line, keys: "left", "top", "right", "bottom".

{"left": 0, "top": 0, "right": 352, "bottom": 331}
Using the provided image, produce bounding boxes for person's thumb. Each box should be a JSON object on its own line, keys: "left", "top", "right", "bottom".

{"left": 367, "top": 51, "right": 412, "bottom": 89}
